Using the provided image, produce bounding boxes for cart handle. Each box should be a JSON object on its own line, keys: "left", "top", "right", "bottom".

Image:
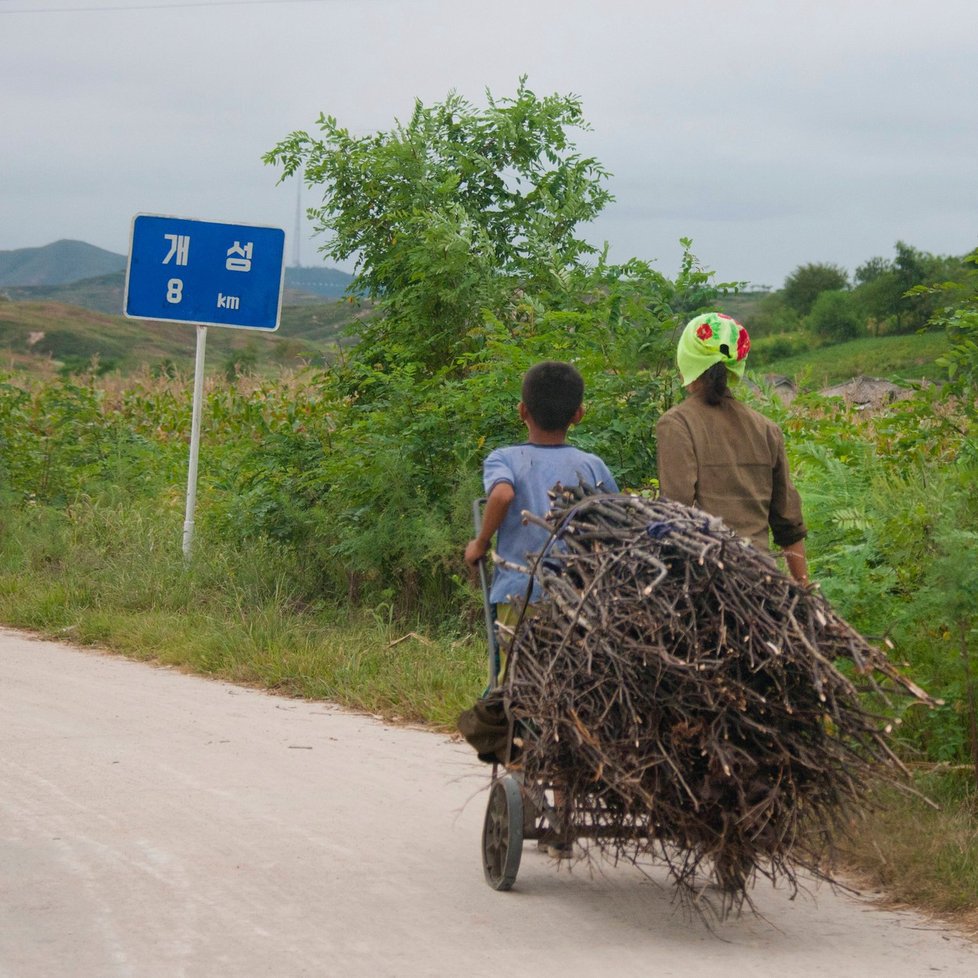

{"left": 472, "top": 497, "right": 501, "bottom": 691}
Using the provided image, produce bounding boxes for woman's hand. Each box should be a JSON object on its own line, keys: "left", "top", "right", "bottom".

{"left": 782, "top": 540, "right": 810, "bottom": 585}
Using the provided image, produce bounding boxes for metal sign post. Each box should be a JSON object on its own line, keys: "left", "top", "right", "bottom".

{"left": 183, "top": 325, "right": 208, "bottom": 558}
{"left": 124, "top": 214, "right": 286, "bottom": 558}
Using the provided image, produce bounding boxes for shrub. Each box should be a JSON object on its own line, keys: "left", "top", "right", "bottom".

{"left": 807, "top": 289, "right": 862, "bottom": 343}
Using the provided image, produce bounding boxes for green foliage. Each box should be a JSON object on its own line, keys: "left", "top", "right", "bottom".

{"left": 58, "top": 355, "right": 120, "bottom": 378}
{"left": 767, "top": 245, "right": 971, "bottom": 344}
{"left": 738, "top": 291, "right": 801, "bottom": 338}
{"left": 211, "top": 247, "right": 724, "bottom": 613}
{"left": 807, "top": 289, "right": 862, "bottom": 343}
{"left": 0, "top": 376, "right": 166, "bottom": 506}
{"left": 265, "top": 78, "right": 614, "bottom": 372}
{"left": 904, "top": 477, "right": 978, "bottom": 778}
{"left": 938, "top": 307, "right": 978, "bottom": 394}
{"left": 854, "top": 255, "right": 891, "bottom": 285}
{"left": 782, "top": 262, "right": 849, "bottom": 316}
{"left": 919, "top": 249, "right": 978, "bottom": 402}
{"left": 784, "top": 390, "right": 977, "bottom": 766}
{"left": 851, "top": 242, "right": 968, "bottom": 335}
{"left": 747, "top": 331, "right": 808, "bottom": 366}
{"left": 257, "top": 83, "right": 741, "bottom": 607}
{"left": 223, "top": 345, "right": 259, "bottom": 382}
{"left": 152, "top": 358, "right": 177, "bottom": 380}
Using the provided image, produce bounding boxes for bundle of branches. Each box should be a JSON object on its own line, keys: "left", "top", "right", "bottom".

{"left": 500, "top": 484, "right": 935, "bottom": 913}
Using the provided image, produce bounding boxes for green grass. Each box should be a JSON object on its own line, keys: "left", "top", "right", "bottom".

{"left": 0, "top": 499, "right": 485, "bottom": 730}
{"left": 1, "top": 597, "right": 484, "bottom": 730}
{"left": 759, "top": 330, "right": 949, "bottom": 388}
{"left": 0, "top": 297, "right": 364, "bottom": 376}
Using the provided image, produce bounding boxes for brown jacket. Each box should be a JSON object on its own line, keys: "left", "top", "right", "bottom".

{"left": 655, "top": 393, "right": 807, "bottom": 552}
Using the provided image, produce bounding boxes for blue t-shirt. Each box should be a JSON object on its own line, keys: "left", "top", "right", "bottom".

{"left": 483, "top": 443, "right": 618, "bottom": 604}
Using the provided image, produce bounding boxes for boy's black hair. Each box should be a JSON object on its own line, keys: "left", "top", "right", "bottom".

{"left": 521, "top": 361, "right": 585, "bottom": 431}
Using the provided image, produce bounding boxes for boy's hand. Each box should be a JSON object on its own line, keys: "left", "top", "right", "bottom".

{"left": 464, "top": 538, "right": 489, "bottom": 567}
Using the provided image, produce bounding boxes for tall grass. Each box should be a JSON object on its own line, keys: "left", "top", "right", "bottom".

{"left": 761, "top": 331, "right": 949, "bottom": 387}
{"left": 842, "top": 772, "right": 978, "bottom": 934}
{"left": 0, "top": 498, "right": 485, "bottom": 729}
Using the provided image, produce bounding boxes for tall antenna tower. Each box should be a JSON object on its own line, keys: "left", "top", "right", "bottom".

{"left": 293, "top": 178, "right": 302, "bottom": 268}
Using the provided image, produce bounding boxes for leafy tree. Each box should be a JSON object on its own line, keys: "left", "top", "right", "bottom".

{"left": 782, "top": 262, "right": 849, "bottom": 316}
{"left": 855, "top": 255, "right": 891, "bottom": 285}
{"left": 740, "top": 291, "right": 801, "bottom": 338}
{"left": 265, "top": 79, "right": 613, "bottom": 372}
{"left": 914, "top": 248, "right": 978, "bottom": 405}
{"left": 940, "top": 306, "right": 978, "bottom": 399}
{"left": 258, "top": 83, "right": 738, "bottom": 613}
{"left": 807, "top": 289, "right": 862, "bottom": 343}
{"left": 851, "top": 242, "right": 966, "bottom": 335}
{"left": 788, "top": 392, "right": 976, "bottom": 768}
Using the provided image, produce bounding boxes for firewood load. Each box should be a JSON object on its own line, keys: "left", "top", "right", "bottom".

{"left": 498, "top": 484, "right": 935, "bottom": 912}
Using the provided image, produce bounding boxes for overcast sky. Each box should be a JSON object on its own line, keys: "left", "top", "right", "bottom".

{"left": 2, "top": 0, "right": 975, "bottom": 289}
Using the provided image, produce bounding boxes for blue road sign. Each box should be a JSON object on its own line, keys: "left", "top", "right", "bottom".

{"left": 124, "top": 214, "right": 285, "bottom": 330}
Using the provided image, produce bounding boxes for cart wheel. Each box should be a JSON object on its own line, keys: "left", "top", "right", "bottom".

{"left": 521, "top": 780, "right": 546, "bottom": 838}
{"left": 482, "top": 775, "right": 524, "bottom": 890}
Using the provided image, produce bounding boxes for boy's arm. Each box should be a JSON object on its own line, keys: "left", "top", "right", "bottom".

{"left": 464, "top": 481, "right": 515, "bottom": 566}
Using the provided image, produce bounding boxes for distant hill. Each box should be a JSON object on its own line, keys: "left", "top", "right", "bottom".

{"left": 0, "top": 245, "right": 366, "bottom": 375}
{"left": 0, "top": 295, "right": 368, "bottom": 376}
{"left": 3, "top": 270, "right": 358, "bottom": 317}
{"left": 0, "top": 240, "right": 356, "bottom": 301}
{"left": 3, "top": 272, "right": 128, "bottom": 316}
{"left": 284, "top": 266, "right": 356, "bottom": 299}
{"left": 0, "top": 240, "right": 126, "bottom": 287}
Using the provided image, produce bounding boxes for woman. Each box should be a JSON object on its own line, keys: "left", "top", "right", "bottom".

{"left": 655, "top": 312, "right": 809, "bottom": 584}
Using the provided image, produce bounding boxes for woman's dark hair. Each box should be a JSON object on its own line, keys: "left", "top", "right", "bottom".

{"left": 699, "top": 361, "right": 731, "bottom": 406}
{"left": 522, "top": 361, "right": 585, "bottom": 431}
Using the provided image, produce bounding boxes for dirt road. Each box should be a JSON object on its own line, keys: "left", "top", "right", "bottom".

{"left": 1, "top": 627, "right": 974, "bottom": 977}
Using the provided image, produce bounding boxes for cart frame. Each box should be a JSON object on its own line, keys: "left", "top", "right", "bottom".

{"left": 472, "top": 498, "right": 571, "bottom": 890}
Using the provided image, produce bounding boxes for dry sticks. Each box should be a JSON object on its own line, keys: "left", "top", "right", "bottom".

{"left": 499, "top": 484, "right": 936, "bottom": 915}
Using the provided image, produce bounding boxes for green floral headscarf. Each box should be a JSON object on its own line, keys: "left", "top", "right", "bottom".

{"left": 677, "top": 313, "right": 751, "bottom": 386}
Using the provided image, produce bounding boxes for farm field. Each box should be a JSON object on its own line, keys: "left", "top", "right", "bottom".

{"left": 759, "top": 331, "right": 949, "bottom": 387}
{"left": 0, "top": 293, "right": 364, "bottom": 377}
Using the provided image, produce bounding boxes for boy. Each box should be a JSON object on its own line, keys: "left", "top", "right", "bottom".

{"left": 463, "top": 361, "right": 617, "bottom": 860}
{"left": 464, "top": 360, "right": 618, "bottom": 608}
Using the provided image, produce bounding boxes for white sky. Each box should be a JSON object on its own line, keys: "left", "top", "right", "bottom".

{"left": 1, "top": 0, "right": 975, "bottom": 288}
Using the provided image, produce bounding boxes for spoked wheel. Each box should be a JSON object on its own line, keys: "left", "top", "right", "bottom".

{"left": 482, "top": 775, "right": 524, "bottom": 890}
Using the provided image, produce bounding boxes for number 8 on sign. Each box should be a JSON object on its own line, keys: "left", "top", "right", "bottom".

{"left": 167, "top": 278, "right": 184, "bottom": 304}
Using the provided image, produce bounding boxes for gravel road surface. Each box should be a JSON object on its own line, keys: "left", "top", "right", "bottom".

{"left": 2, "top": 627, "right": 975, "bottom": 977}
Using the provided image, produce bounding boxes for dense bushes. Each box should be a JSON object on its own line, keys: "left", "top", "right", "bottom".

{"left": 745, "top": 244, "right": 975, "bottom": 352}
{"left": 777, "top": 390, "right": 978, "bottom": 771}
{"left": 808, "top": 290, "right": 862, "bottom": 342}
